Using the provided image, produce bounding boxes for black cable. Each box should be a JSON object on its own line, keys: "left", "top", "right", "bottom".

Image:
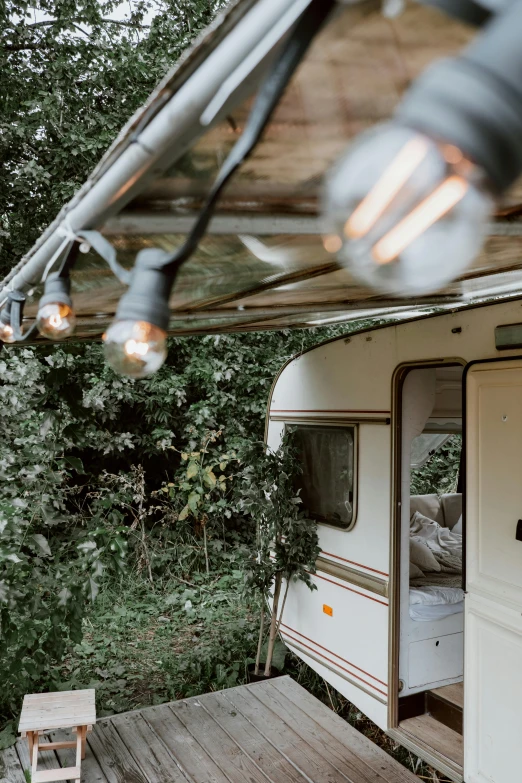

{"left": 160, "top": 0, "right": 336, "bottom": 277}
{"left": 57, "top": 241, "right": 81, "bottom": 277}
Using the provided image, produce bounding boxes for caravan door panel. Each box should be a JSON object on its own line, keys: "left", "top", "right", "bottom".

{"left": 465, "top": 359, "right": 522, "bottom": 783}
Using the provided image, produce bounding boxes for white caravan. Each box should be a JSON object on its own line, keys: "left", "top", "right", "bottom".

{"left": 266, "top": 296, "right": 522, "bottom": 783}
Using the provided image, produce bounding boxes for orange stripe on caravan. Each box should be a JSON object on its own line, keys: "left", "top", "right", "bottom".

{"left": 307, "top": 570, "right": 389, "bottom": 607}
{"left": 280, "top": 623, "right": 388, "bottom": 687}
{"left": 281, "top": 631, "right": 388, "bottom": 698}
{"left": 320, "top": 551, "right": 389, "bottom": 578}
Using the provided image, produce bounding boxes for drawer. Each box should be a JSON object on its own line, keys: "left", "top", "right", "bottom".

{"left": 409, "top": 632, "right": 463, "bottom": 688}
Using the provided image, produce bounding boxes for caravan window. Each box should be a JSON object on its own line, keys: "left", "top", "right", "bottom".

{"left": 290, "top": 424, "right": 355, "bottom": 529}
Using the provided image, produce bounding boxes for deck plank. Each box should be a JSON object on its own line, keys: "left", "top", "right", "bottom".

{"left": 200, "top": 689, "right": 313, "bottom": 783}
{"left": 86, "top": 721, "right": 149, "bottom": 783}
{"left": 224, "top": 682, "right": 376, "bottom": 783}
{"left": 0, "top": 745, "right": 26, "bottom": 783}
{"left": 272, "top": 677, "right": 419, "bottom": 783}
{"left": 50, "top": 728, "right": 107, "bottom": 783}
{"left": 2, "top": 678, "right": 421, "bottom": 783}
{"left": 142, "top": 703, "right": 226, "bottom": 783}
{"left": 110, "top": 709, "right": 190, "bottom": 783}
{"left": 169, "top": 696, "right": 275, "bottom": 783}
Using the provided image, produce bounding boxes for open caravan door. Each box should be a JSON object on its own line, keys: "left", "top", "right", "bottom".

{"left": 465, "top": 358, "right": 522, "bottom": 783}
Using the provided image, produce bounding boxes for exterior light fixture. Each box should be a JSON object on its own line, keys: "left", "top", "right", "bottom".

{"left": 102, "top": 250, "right": 169, "bottom": 379}
{"left": 36, "top": 272, "right": 76, "bottom": 339}
{"left": 323, "top": 1, "right": 522, "bottom": 295}
{"left": 101, "top": 0, "right": 335, "bottom": 379}
{"left": 0, "top": 291, "right": 26, "bottom": 343}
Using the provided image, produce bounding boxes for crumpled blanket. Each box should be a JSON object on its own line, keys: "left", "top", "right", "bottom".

{"left": 410, "top": 510, "right": 463, "bottom": 588}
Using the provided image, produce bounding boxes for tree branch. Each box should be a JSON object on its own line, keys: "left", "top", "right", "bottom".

{"left": 21, "top": 17, "right": 150, "bottom": 30}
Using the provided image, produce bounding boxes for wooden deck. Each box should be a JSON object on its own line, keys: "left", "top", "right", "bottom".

{"left": 1, "top": 676, "right": 420, "bottom": 783}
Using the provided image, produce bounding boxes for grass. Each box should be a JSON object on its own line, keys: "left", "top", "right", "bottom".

{"left": 57, "top": 569, "right": 260, "bottom": 716}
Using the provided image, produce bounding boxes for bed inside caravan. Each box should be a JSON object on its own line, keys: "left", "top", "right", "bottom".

{"left": 398, "top": 366, "right": 464, "bottom": 771}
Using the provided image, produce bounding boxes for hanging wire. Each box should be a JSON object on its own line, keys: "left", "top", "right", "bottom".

{"left": 159, "top": 0, "right": 336, "bottom": 279}
{"left": 1, "top": 0, "right": 335, "bottom": 348}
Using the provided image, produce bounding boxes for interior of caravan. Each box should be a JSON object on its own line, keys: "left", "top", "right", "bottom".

{"left": 398, "top": 365, "right": 464, "bottom": 770}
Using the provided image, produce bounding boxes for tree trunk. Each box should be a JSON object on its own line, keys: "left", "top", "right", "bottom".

{"left": 264, "top": 572, "right": 282, "bottom": 677}
{"left": 275, "top": 578, "right": 290, "bottom": 639}
{"left": 203, "top": 524, "right": 209, "bottom": 575}
{"left": 254, "top": 602, "right": 265, "bottom": 676}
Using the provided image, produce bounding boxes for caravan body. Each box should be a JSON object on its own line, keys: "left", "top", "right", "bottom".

{"left": 266, "top": 296, "right": 522, "bottom": 782}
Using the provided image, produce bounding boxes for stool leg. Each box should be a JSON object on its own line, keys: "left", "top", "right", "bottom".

{"left": 75, "top": 725, "right": 83, "bottom": 782}
{"left": 81, "top": 725, "right": 87, "bottom": 760}
{"left": 26, "top": 731, "right": 33, "bottom": 761}
{"left": 31, "top": 731, "right": 40, "bottom": 778}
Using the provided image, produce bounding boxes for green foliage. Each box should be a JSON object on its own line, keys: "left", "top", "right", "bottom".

{"left": 241, "top": 433, "right": 320, "bottom": 675}
{"left": 1, "top": 0, "right": 228, "bottom": 276}
{"left": 410, "top": 435, "right": 462, "bottom": 496}
{"left": 0, "top": 325, "right": 351, "bottom": 725}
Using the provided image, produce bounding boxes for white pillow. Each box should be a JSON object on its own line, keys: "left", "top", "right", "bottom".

{"left": 410, "top": 563, "right": 425, "bottom": 579}
{"left": 453, "top": 514, "right": 463, "bottom": 535}
{"left": 410, "top": 538, "right": 441, "bottom": 573}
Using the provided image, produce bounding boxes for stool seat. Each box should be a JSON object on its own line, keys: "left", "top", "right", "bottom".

{"left": 19, "top": 689, "right": 96, "bottom": 733}
{"left": 18, "top": 689, "right": 96, "bottom": 783}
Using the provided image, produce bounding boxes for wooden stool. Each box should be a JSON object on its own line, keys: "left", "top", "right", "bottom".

{"left": 18, "top": 689, "right": 96, "bottom": 783}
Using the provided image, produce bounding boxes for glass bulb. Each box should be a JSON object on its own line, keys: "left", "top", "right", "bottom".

{"left": 0, "top": 322, "right": 15, "bottom": 344}
{"left": 103, "top": 320, "right": 167, "bottom": 378}
{"left": 37, "top": 302, "right": 76, "bottom": 339}
{"left": 323, "top": 123, "right": 494, "bottom": 295}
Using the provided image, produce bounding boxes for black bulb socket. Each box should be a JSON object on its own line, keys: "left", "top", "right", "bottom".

{"left": 1, "top": 291, "right": 26, "bottom": 326}
{"left": 114, "top": 249, "right": 173, "bottom": 332}
{"left": 396, "top": 1, "right": 522, "bottom": 193}
{"left": 39, "top": 273, "right": 73, "bottom": 310}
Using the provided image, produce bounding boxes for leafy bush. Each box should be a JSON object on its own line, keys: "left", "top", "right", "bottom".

{"left": 0, "top": 327, "right": 350, "bottom": 725}
{"left": 241, "top": 434, "right": 320, "bottom": 676}
{"left": 410, "top": 435, "right": 462, "bottom": 496}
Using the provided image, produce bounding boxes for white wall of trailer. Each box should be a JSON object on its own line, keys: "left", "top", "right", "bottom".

{"left": 266, "top": 296, "right": 522, "bottom": 732}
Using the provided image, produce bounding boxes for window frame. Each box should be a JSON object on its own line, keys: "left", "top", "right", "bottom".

{"left": 284, "top": 420, "right": 359, "bottom": 532}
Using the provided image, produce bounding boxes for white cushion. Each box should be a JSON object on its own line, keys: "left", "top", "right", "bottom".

{"left": 410, "top": 494, "right": 444, "bottom": 526}
{"left": 441, "top": 493, "right": 463, "bottom": 529}
{"left": 453, "top": 514, "right": 463, "bottom": 535}
{"left": 410, "top": 538, "right": 441, "bottom": 573}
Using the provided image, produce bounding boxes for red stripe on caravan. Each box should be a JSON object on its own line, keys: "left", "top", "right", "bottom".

{"left": 307, "top": 570, "right": 389, "bottom": 607}
{"left": 321, "top": 551, "right": 389, "bottom": 578}
{"left": 281, "top": 631, "right": 388, "bottom": 698}
{"left": 280, "top": 623, "right": 387, "bottom": 687}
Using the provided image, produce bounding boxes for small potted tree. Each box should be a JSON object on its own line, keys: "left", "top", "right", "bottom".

{"left": 241, "top": 433, "right": 320, "bottom": 679}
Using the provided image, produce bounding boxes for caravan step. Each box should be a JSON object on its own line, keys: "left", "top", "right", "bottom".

{"left": 400, "top": 713, "right": 463, "bottom": 768}
{"left": 427, "top": 683, "right": 463, "bottom": 735}
{"left": 429, "top": 683, "right": 464, "bottom": 710}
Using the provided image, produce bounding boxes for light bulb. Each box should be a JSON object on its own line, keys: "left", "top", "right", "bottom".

{"left": 103, "top": 320, "right": 167, "bottom": 378}
{"left": 323, "top": 123, "right": 494, "bottom": 295}
{"left": 37, "top": 302, "right": 76, "bottom": 339}
{"left": 0, "top": 322, "right": 15, "bottom": 344}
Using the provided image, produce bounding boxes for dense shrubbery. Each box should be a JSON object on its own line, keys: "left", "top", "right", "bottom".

{"left": 410, "top": 436, "right": 461, "bottom": 496}
{"left": 0, "top": 328, "right": 346, "bottom": 729}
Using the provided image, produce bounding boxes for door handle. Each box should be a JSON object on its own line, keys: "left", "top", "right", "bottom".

{"left": 516, "top": 520, "right": 522, "bottom": 541}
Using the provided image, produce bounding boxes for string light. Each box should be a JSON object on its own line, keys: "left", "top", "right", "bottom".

{"left": 36, "top": 272, "right": 76, "bottom": 340}
{"left": 0, "top": 291, "right": 27, "bottom": 343}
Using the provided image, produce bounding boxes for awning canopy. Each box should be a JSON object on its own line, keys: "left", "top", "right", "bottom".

{"left": 4, "top": 0, "right": 522, "bottom": 339}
